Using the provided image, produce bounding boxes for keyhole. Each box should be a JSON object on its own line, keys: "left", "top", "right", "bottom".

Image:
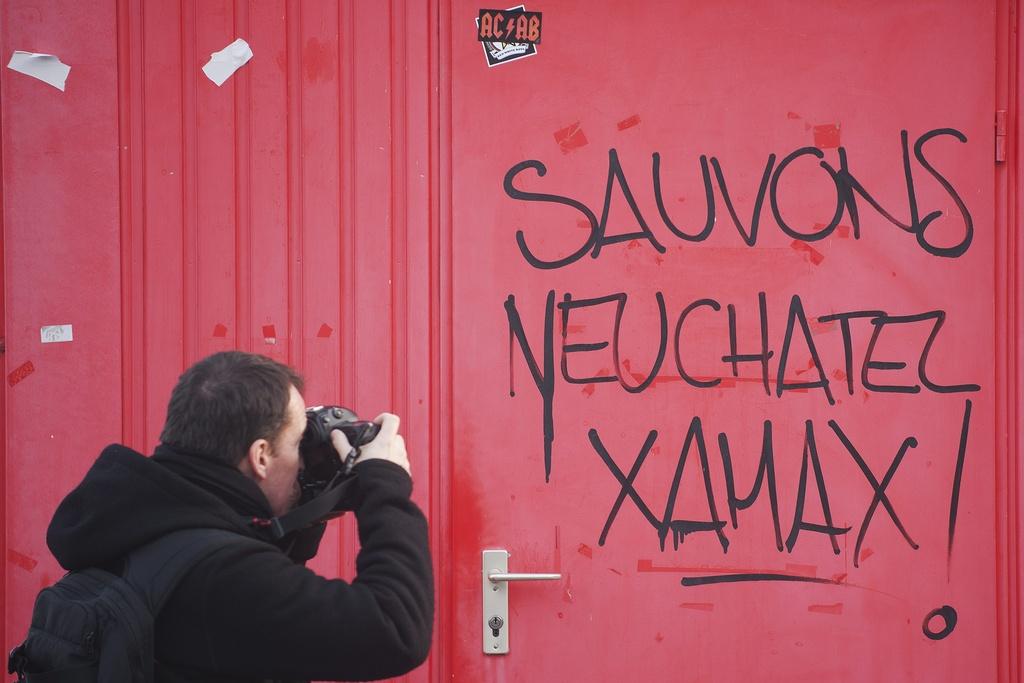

{"left": 488, "top": 615, "right": 504, "bottom": 637}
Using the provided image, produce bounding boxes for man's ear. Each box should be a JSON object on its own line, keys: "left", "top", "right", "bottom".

{"left": 240, "top": 439, "right": 273, "bottom": 481}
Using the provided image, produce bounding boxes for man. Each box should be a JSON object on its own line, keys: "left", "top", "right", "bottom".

{"left": 45, "top": 351, "right": 433, "bottom": 682}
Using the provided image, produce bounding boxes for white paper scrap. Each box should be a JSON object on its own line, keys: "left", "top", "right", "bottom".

{"left": 7, "top": 51, "right": 71, "bottom": 91}
{"left": 40, "top": 324, "right": 73, "bottom": 344}
{"left": 202, "top": 38, "right": 253, "bottom": 86}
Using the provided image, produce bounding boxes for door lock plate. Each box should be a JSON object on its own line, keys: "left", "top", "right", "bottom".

{"left": 482, "top": 550, "right": 510, "bottom": 654}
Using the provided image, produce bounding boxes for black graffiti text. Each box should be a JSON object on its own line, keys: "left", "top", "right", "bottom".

{"left": 503, "top": 128, "right": 973, "bottom": 268}
{"left": 590, "top": 402, "right": 972, "bottom": 571}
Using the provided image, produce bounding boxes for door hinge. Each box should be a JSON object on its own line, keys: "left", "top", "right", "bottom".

{"left": 996, "top": 109, "right": 1008, "bottom": 163}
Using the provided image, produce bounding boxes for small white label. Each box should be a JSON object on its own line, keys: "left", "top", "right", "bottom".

{"left": 7, "top": 51, "right": 71, "bottom": 91}
{"left": 202, "top": 38, "right": 253, "bottom": 86}
{"left": 41, "top": 324, "right": 73, "bottom": 343}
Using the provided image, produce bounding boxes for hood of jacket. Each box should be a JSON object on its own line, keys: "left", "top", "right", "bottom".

{"left": 47, "top": 443, "right": 274, "bottom": 570}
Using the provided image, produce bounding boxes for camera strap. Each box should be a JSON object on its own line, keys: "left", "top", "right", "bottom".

{"left": 254, "top": 473, "right": 359, "bottom": 540}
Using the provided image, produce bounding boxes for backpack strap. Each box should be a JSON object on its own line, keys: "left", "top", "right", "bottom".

{"left": 122, "top": 528, "right": 264, "bottom": 615}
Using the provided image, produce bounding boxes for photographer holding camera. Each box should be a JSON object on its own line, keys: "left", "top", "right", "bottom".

{"left": 25, "top": 351, "right": 433, "bottom": 682}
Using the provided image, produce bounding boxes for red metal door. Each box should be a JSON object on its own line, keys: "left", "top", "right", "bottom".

{"left": 442, "top": 1, "right": 1016, "bottom": 680}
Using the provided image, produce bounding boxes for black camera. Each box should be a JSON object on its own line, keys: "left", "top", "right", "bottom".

{"left": 298, "top": 405, "right": 380, "bottom": 502}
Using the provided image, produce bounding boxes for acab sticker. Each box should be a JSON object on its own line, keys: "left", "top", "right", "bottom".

{"left": 476, "top": 5, "right": 541, "bottom": 67}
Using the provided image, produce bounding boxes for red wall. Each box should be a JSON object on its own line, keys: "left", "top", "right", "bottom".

{"left": 2, "top": 1, "right": 1023, "bottom": 681}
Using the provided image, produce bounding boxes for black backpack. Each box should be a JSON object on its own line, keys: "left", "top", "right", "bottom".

{"left": 7, "top": 528, "right": 247, "bottom": 682}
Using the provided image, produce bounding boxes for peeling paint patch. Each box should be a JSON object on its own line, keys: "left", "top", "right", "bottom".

{"left": 577, "top": 543, "right": 593, "bottom": 559}
{"left": 785, "top": 563, "right": 819, "bottom": 577}
{"left": 679, "top": 602, "right": 715, "bottom": 612}
{"left": 8, "top": 549, "right": 38, "bottom": 572}
{"left": 637, "top": 559, "right": 686, "bottom": 573}
{"left": 554, "top": 121, "right": 588, "bottom": 154}
{"left": 809, "top": 318, "right": 836, "bottom": 334}
{"left": 617, "top": 114, "right": 641, "bottom": 131}
{"left": 808, "top": 603, "right": 844, "bottom": 615}
{"left": 791, "top": 240, "right": 824, "bottom": 265}
{"left": 813, "top": 123, "right": 841, "bottom": 148}
{"left": 794, "top": 357, "right": 817, "bottom": 376}
{"left": 8, "top": 361, "right": 35, "bottom": 387}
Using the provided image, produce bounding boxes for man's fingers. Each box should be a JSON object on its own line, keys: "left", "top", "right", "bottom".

{"left": 352, "top": 414, "right": 411, "bottom": 476}
{"left": 373, "top": 412, "right": 400, "bottom": 440}
{"left": 330, "top": 428, "right": 353, "bottom": 454}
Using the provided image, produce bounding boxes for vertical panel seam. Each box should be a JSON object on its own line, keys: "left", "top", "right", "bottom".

{"left": 433, "top": 0, "right": 455, "bottom": 678}
{"left": 426, "top": 1, "right": 444, "bottom": 679}
{"left": 995, "top": 2, "right": 1021, "bottom": 681}
{"left": 339, "top": 0, "right": 351, "bottom": 403}
{"left": 1011, "top": 0, "right": 1022, "bottom": 675}
{"left": 342, "top": 0, "right": 358, "bottom": 592}
{"left": 181, "top": 0, "right": 199, "bottom": 368}
{"left": 342, "top": 1, "right": 357, "bottom": 404}
{"left": 390, "top": 0, "right": 408, "bottom": 422}
{"left": 0, "top": 0, "right": 8, "bottom": 658}
{"left": 389, "top": 0, "right": 396, "bottom": 416}
{"left": 286, "top": 0, "right": 303, "bottom": 372}
{"left": 117, "top": 0, "right": 133, "bottom": 447}
{"left": 137, "top": 0, "right": 148, "bottom": 447}
{"left": 234, "top": 0, "right": 252, "bottom": 352}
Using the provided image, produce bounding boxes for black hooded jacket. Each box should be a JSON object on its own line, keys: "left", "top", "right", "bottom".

{"left": 46, "top": 444, "right": 433, "bottom": 682}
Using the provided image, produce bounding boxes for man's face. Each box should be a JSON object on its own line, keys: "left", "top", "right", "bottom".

{"left": 263, "top": 384, "right": 307, "bottom": 516}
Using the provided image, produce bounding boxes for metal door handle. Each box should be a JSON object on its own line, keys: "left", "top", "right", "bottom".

{"left": 482, "top": 549, "right": 561, "bottom": 655}
{"left": 488, "top": 572, "right": 561, "bottom": 582}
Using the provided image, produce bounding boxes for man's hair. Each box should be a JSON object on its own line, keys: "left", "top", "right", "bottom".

{"left": 159, "top": 351, "right": 305, "bottom": 466}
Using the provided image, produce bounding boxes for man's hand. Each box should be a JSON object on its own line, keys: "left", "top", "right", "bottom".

{"left": 330, "top": 412, "right": 410, "bottom": 476}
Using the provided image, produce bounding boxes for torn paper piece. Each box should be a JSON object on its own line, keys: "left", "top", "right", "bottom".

{"left": 40, "top": 325, "right": 73, "bottom": 343}
{"left": 202, "top": 38, "right": 253, "bottom": 86}
{"left": 7, "top": 51, "right": 71, "bottom": 91}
